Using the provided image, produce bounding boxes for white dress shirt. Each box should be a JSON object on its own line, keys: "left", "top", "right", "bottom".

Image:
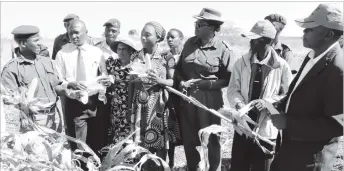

{"left": 55, "top": 43, "right": 107, "bottom": 89}
{"left": 285, "top": 42, "right": 338, "bottom": 112}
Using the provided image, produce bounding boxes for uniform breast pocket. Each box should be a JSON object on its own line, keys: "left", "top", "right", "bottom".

{"left": 205, "top": 57, "right": 220, "bottom": 73}
{"left": 44, "top": 66, "right": 59, "bottom": 85}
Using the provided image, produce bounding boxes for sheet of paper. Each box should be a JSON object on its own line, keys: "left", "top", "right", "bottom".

{"left": 265, "top": 101, "right": 280, "bottom": 116}
{"left": 332, "top": 114, "right": 344, "bottom": 127}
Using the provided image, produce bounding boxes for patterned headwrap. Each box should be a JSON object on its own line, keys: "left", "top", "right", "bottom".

{"left": 145, "top": 21, "right": 166, "bottom": 43}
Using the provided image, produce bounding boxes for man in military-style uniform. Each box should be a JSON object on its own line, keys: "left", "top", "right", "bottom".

{"left": 12, "top": 44, "right": 50, "bottom": 58}
{"left": 95, "top": 18, "right": 121, "bottom": 60}
{"left": 1, "top": 25, "right": 65, "bottom": 132}
{"left": 52, "top": 14, "right": 94, "bottom": 60}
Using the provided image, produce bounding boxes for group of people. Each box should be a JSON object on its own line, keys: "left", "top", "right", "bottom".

{"left": 1, "top": 3, "right": 343, "bottom": 171}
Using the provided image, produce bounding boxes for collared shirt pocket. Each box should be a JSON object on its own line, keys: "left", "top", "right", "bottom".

{"left": 205, "top": 56, "right": 220, "bottom": 73}
{"left": 92, "top": 60, "right": 99, "bottom": 68}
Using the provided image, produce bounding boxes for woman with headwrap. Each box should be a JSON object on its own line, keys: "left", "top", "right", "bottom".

{"left": 130, "top": 21, "right": 179, "bottom": 162}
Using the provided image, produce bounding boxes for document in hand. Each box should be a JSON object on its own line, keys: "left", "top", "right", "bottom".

{"left": 332, "top": 114, "right": 344, "bottom": 127}
{"left": 67, "top": 75, "right": 114, "bottom": 104}
{"left": 264, "top": 102, "right": 280, "bottom": 116}
{"left": 129, "top": 61, "right": 149, "bottom": 77}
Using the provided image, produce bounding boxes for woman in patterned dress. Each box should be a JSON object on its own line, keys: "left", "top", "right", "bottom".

{"left": 130, "top": 21, "right": 179, "bottom": 162}
{"left": 105, "top": 36, "right": 141, "bottom": 145}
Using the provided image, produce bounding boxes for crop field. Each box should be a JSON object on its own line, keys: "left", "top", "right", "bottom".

{"left": 1, "top": 36, "right": 342, "bottom": 171}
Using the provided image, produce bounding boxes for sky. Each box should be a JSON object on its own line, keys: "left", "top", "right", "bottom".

{"left": 1, "top": 1, "right": 343, "bottom": 39}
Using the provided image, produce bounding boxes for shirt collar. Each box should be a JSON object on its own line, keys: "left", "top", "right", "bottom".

{"left": 308, "top": 42, "right": 339, "bottom": 62}
{"left": 72, "top": 43, "right": 89, "bottom": 51}
{"left": 194, "top": 36, "right": 218, "bottom": 49}
{"left": 14, "top": 48, "right": 40, "bottom": 64}
{"left": 251, "top": 50, "right": 272, "bottom": 65}
{"left": 247, "top": 47, "right": 281, "bottom": 69}
{"left": 101, "top": 40, "right": 111, "bottom": 50}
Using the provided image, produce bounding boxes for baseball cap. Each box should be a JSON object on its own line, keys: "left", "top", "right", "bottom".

{"left": 295, "top": 3, "right": 343, "bottom": 31}
{"left": 241, "top": 20, "right": 277, "bottom": 39}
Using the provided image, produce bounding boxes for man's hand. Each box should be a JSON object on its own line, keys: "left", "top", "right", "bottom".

{"left": 67, "top": 81, "right": 87, "bottom": 90}
{"left": 251, "top": 99, "right": 267, "bottom": 112}
{"left": 271, "top": 113, "right": 287, "bottom": 130}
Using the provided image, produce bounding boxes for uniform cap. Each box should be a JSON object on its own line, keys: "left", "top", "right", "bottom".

{"left": 63, "top": 14, "right": 79, "bottom": 22}
{"left": 103, "top": 18, "right": 121, "bottom": 28}
{"left": 11, "top": 25, "right": 40, "bottom": 39}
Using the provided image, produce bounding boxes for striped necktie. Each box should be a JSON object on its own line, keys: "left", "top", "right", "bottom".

{"left": 76, "top": 46, "right": 86, "bottom": 81}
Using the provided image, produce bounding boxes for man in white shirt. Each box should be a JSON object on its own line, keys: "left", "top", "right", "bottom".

{"left": 270, "top": 3, "right": 343, "bottom": 171}
{"left": 95, "top": 18, "right": 120, "bottom": 60}
{"left": 55, "top": 19, "right": 109, "bottom": 154}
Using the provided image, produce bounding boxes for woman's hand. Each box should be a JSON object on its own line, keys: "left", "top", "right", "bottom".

{"left": 147, "top": 70, "right": 162, "bottom": 84}
{"left": 180, "top": 79, "right": 201, "bottom": 89}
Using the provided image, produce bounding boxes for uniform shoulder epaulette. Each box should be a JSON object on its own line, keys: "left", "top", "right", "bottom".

{"left": 2, "top": 58, "right": 17, "bottom": 71}
{"left": 94, "top": 41, "right": 102, "bottom": 47}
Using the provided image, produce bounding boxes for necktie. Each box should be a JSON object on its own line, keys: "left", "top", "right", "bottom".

{"left": 251, "top": 64, "right": 263, "bottom": 101}
{"left": 285, "top": 56, "right": 311, "bottom": 98}
{"left": 248, "top": 63, "right": 263, "bottom": 125}
{"left": 76, "top": 46, "right": 86, "bottom": 81}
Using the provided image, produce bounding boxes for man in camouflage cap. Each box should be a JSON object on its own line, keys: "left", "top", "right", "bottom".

{"left": 265, "top": 14, "right": 294, "bottom": 69}
{"left": 52, "top": 14, "right": 94, "bottom": 60}
{"left": 95, "top": 18, "right": 121, "bottom": 60}
{"left": 1, "top": 25, "right": 65, "bottom": 132}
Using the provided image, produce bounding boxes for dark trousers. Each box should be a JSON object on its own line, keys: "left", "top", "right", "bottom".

{"left": 65, "top": 95, "right": 107, "bottom": 155}
{"left": 180, "top": 105, "right": 221, "bottom": 171}
{"left": 230, "top": 132, "right": 275, "bottom": 171}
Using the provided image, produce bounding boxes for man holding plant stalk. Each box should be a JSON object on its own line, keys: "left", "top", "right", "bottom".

{"left": 226, "top": 20, "right": 292, "bottom": 171}
{"left": 1, "top": 25, "right": 66, "bottom": 132}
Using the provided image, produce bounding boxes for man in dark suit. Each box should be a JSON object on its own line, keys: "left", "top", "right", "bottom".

{"left": 270, "top": 3, "right": 343, "bottom": 171}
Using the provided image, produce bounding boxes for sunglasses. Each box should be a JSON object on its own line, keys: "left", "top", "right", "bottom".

{"left": 195, "top": 22, "right": 210, "bottom": 29}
